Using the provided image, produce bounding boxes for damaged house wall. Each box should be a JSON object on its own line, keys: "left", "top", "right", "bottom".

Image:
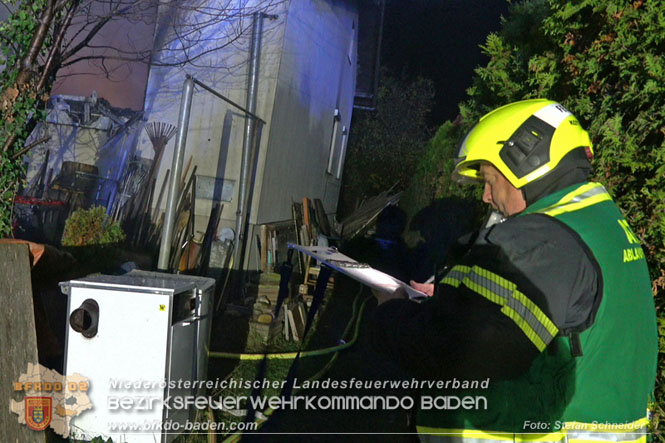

{"left": 22, "top": 94, "right": 143, "bottom": 208}
{"left": 141, "top": 0, "right": 359, "bottom": 271}
{"left": 17, "top": 0, "right": 361, "bottom": 273}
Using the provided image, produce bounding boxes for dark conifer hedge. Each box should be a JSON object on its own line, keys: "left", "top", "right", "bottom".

{"left": 408, "top": 1, "right": 665, "bottom": 431}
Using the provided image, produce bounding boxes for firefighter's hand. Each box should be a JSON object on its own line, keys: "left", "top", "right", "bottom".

{"left": 410, "top": 280, "right": 434, "bottom": 297}
{"left": 372, "top": 286, "right": 408, "bottom": 305}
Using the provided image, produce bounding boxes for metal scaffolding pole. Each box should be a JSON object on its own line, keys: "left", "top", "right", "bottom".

{"left": 157, "top": 76, "right": 194, "bottom": 270}
{"left": 233, "top": 12, "right": 263, "bottom": 273}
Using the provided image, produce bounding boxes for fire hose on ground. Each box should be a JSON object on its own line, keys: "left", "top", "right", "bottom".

{"left": 205, "top": 285, "right": 369, "bottom": 440}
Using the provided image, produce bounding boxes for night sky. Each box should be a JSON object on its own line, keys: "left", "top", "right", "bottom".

{"left": 52, "top": 0, "right": 510, "bottom": 119}
{"left": 381, "top": 0, "right": 510, "bottom": 124}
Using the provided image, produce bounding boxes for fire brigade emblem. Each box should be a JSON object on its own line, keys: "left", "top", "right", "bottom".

{"left": 25, "top": 397, "right": 52, "bottom": 431}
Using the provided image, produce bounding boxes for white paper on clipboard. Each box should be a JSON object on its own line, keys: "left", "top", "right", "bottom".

{"left": 288, "top": 243, "right": 427, "bottom": 301}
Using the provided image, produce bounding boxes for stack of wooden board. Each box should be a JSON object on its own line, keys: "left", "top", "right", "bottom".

{"left": 247, "top": 272, "right": 287, "bottom": 345}
{"left": 282, "top": 301, "right": 307, "bottom": 342}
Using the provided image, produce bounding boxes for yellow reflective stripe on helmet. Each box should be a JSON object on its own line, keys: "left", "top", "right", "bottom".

{"left": 536, "top": 182, "right": 611, "bottom": 217}
{"left": 439, "top": 265, "right": 558, "bottom": 352}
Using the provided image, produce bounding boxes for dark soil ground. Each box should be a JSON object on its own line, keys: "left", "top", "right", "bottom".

{"left": 34, "top": 198, "right": 477, "bottom": 442}
{"left": 206, "top": 200, "right": 477, "bottom": 441}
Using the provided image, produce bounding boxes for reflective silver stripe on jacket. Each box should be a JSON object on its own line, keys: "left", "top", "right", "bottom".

{"left": 566, "top": 424, "right": 649, "bottom": 442}
{"left": 418, "top": 431, "right": 648, "bottom": 443}
{"left": 417, "top": 432, "right": 565, "bottom": 443}
{"left": 416, "top": 421, "right": 649, "bottom": 443}
{"left": 440, "top": 264, "right": 558, "bottom": 351}
{"left": 535, "top": 182, "right": 611, "bottom": 217}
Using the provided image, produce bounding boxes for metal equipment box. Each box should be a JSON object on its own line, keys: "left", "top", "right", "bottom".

{"left": 60, "top": 270, "right": 214, "bottom": 442}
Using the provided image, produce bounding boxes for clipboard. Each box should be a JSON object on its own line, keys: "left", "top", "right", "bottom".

{"left": 288, "top": 243, "right": 427, "bottom": 300}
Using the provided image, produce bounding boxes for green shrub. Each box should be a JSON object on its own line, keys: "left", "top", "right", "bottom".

{"left": 406, "top": 0, "right": 665, "bottom": 432}
{"left": 61, "top": 206, "right": 125, "bottom": 247}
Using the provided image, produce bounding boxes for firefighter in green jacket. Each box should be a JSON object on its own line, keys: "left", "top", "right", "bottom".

{"left": 372, "top": 99, "right": 658, "bottom": 442}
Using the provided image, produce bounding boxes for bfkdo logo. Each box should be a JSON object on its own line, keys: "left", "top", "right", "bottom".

{"left": 10, "top": 363, "right": 92, "bottom": 437}
{"left": 25, "top": 397, "right": 52, "bottom": 431}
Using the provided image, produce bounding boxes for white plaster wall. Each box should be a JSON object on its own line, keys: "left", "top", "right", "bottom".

{"left": 141, "top": 0, "right": 288, "bottom": 237}
{"left": 255, "top": 0, "right": 358, "bottom": 224}
{"left": 141, "top": 0, "right": 358, "bottom": 273}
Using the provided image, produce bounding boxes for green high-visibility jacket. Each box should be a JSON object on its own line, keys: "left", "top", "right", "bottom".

{"left": 416, "top": 182, "right": 657, "bottom": 440}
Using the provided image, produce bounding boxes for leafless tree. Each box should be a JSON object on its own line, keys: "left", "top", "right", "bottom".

{"left": 0, "top": 0, "right": 283, "bottom": 233}
{"left": 57, "top": 0, "right": 284, "bottom": 77}
{"left": 0, "top": 0, "right": 284, "bottom": 140}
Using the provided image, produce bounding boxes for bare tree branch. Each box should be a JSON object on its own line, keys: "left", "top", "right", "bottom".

{"left": 37, "top": 1, "right": 80, "bottom": 91}
{"left": 17, "top": 0, "right": 57, "bottom": 84}
{"left": 60, "top": 3, "right": 136, "bottom": 62}
{"left": 10, "top": 135, "right": 50, "bottom": 160}
{"left": 3, "top": 0, "right": 62, "bottom": 153}
{"left": 53, "top": 0, "right": 284, "bottom": 73}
